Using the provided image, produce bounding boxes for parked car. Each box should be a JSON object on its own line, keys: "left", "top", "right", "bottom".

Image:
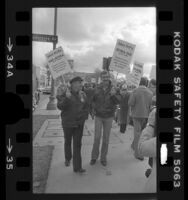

{"left": 42, "top": 87, "right": 51, "bottom": 94}
{"left": 38, "top": 87, "right": 45, "bottom": 92}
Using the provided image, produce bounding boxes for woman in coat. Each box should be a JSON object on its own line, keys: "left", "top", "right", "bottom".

{"left": 138, "top": 107, "right": 156, "bottom": 193}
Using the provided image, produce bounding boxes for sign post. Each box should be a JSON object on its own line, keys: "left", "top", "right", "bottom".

{"left": 46, "top": 8, "right": 58, "bottom": 110}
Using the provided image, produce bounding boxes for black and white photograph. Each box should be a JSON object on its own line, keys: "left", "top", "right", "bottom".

{"left": 32, "top": 7, "right": 156, "bottom": 194}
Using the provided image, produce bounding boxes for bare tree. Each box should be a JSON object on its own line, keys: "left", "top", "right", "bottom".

{"left": 94, "top": 67, "right": 102, "bottom": 83}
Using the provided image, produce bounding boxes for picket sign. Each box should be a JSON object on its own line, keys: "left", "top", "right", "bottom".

{"left": 149, "top": 65, "right": 156, "bottom": 80}
{"left": 45, "top": 46, "right": 71, "bottom": 80}
{"left": 126, "top": 61, "right": 144, "bottom": 88}
{"left": 109, "top": 39, "right": 136, "bottom": 75}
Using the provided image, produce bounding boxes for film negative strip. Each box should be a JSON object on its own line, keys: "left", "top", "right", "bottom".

{"left": 4, "top": 0, "right": 184, "bottom": 199}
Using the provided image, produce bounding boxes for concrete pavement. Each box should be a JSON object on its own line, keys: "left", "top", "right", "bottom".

{"left": 33, "top": 94, "right": 60, "bottom": 116}
{"left": 33, "top": 95, "right": 151, "bottom": 193}
{"left": 44, "top": 120, "right": 149, "bottom": 193}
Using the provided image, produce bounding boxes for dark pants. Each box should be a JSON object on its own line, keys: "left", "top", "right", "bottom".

{"left": 148, "top": 157, "right": 153, "bottom": 167}
{"left": 120, "top": 123, "right": 127, "bottom": 133}
{"left": 132, "top": 117, "right": 148, "bottom": 158}
{"left": 63, "top": 124, "right": 84, "bottom": 171}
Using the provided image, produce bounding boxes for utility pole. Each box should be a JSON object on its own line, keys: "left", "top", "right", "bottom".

{"left": 46, "top": 8, "right": 57, "bottom": 110}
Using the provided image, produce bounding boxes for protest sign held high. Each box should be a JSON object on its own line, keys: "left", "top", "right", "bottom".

{"left": 149, "top": 65, "right": 156, "bottom": 80}
{"left": 127, "top": 61, "right": 144, "bottom": 88}
{"left": 45, "top": 46, "right": 71, "bottom": 80}
{"left": 109, "top": 39, "right": 136, "bottom": 75}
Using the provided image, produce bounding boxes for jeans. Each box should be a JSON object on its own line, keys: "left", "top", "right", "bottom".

{"left": 91, "top": 117, "right": 113, "bottom": 162}
{"left": 132, "top": 117, "right": 147, "bottom": 158}
{"left": 63, "top": 124, "right": 84, "bottom": 171}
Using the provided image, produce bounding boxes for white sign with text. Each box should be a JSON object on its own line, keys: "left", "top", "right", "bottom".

{"left": 109, "top": 39, "right": 136, "bottom": 75}
{"left": 127, "top": 61, "right": 144, "bottom": 88}
{"left": 45, "top": 46, "right": 71, "bottom": 79}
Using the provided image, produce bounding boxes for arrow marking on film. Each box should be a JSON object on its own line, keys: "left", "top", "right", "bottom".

{"left": 7, "top": 37, "right": 13, "bottom": 52}
{"left": 7, "top": 138, "right": 13, "bottom": 154}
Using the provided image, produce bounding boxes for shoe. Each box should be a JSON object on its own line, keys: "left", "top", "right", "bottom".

{"left": 74, "top": 168, "right": 86, "bottom": 173}
{"left": 135, "top": 156, "right": 144, "bottom": 161}
{"left": 101, "top": 160, "right": 107, "bottom": 166}
{"left": 65, "top": 160, "right": 70, "bottom": 167}
{"left": 90, "top": 159, "right": 96, "bottom": 165}
{"left": 145, "top": 168, "right": 152, "bottom": 178}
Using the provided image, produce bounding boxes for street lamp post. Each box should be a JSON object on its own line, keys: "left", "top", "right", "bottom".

{"left": 46, "top": 8, "right": 58, "bottom": 110}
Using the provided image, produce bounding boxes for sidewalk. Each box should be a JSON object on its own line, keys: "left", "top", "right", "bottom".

{"left": 33, "top": 95, "right": 61, "bottom": 193}
{"left": 33, "top": 95, "right": 60, "bottom": 116}
{"left": 44, "top": 119, "right": 149, "bottom": 193}
{"left": 33, "top": 96, "right": 150, "bottom": 193}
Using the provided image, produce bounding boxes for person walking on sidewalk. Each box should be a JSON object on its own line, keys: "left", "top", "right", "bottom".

{"left": 119, "top": 84, "right": 130, "bottom": 134}
{"left": 90, "top": 71, "right": 120, "bottom": 166}
{"left": 148, "top": 79, "right": 156, "bottom": 96}
{"left": 128, "top": 77, "right": 153, "bottom": 160}
{"left": 56, "top": 76, "right": 89, "bottom": 174}
{"left": 145, "top": 95, "right": 156, "bottom": 177}
{"left": 138, "top": 112, "right": 156, "bottom": 193}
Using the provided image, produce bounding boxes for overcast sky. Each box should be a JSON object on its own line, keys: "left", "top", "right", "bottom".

{"left": 32, "top": 7, "right": 156, "bottom": 77}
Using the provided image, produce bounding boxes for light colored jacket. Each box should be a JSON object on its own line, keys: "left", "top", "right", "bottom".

{"left": 138, "top": 108, "right": 156, "bottom": 193}
{"left": 128, "top": 86, "right": 153, "bottom": 118}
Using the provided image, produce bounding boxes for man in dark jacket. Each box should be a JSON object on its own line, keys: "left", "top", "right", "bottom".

{"left": 56, "top": 76, "right": 89, "bottom": 173}
{"left": 90, "top": 71, "right": 120, "bottom": 166}
{"left": 128, "top": 77, "right": 153, "bottom": 160}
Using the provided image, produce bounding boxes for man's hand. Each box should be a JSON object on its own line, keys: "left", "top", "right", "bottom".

{"left": 79, "top": 91, "right": 85, "bottom": 102}
{"left": 110, "top": 87, "right": 116, "bottom": 96}
{"left": 57, "top": 84, "right": 67, "bottom": 96}
{"left": 66, "top": 88, "right": 71, "bottom": 98}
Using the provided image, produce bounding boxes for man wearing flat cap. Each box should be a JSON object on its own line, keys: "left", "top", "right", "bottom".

{"left": 56, "top": 76, "right": 89, "bottom": 174}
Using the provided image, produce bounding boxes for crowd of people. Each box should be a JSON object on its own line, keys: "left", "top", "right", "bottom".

{"left": 56, "top": 70, "right": 156, "bottom": 192}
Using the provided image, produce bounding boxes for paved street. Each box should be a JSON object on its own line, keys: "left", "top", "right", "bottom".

{"left": 33, "top": 95, "right": 150, "bottom": 193}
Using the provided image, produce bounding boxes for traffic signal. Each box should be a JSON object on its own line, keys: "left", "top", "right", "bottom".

{"left": 102, "top": 57, "right": 112, "bottom": 71}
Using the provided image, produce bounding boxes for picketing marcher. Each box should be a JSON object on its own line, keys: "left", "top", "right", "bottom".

{"left": 138, "top": 107, "right": 156, "bottom": 193}
{"left": 83, "top": 83, "right": 95, "bottom": 119}
{"left": 90, "top": 70, "right": 121, "bottom": 166}
{"left": 56, "top": 76, "right": 89, "bottom": 174}
{"left": 119, "top": 84, "right": 130, "bottom": 133}
{"left": 148, "top": 79, "right": 156, "bottom": 96}
{"left": 128, "top": 77, "right": 153, "bottom": 160}
{"left": 145, "top": 95, "right": 156, "bottom": 177}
